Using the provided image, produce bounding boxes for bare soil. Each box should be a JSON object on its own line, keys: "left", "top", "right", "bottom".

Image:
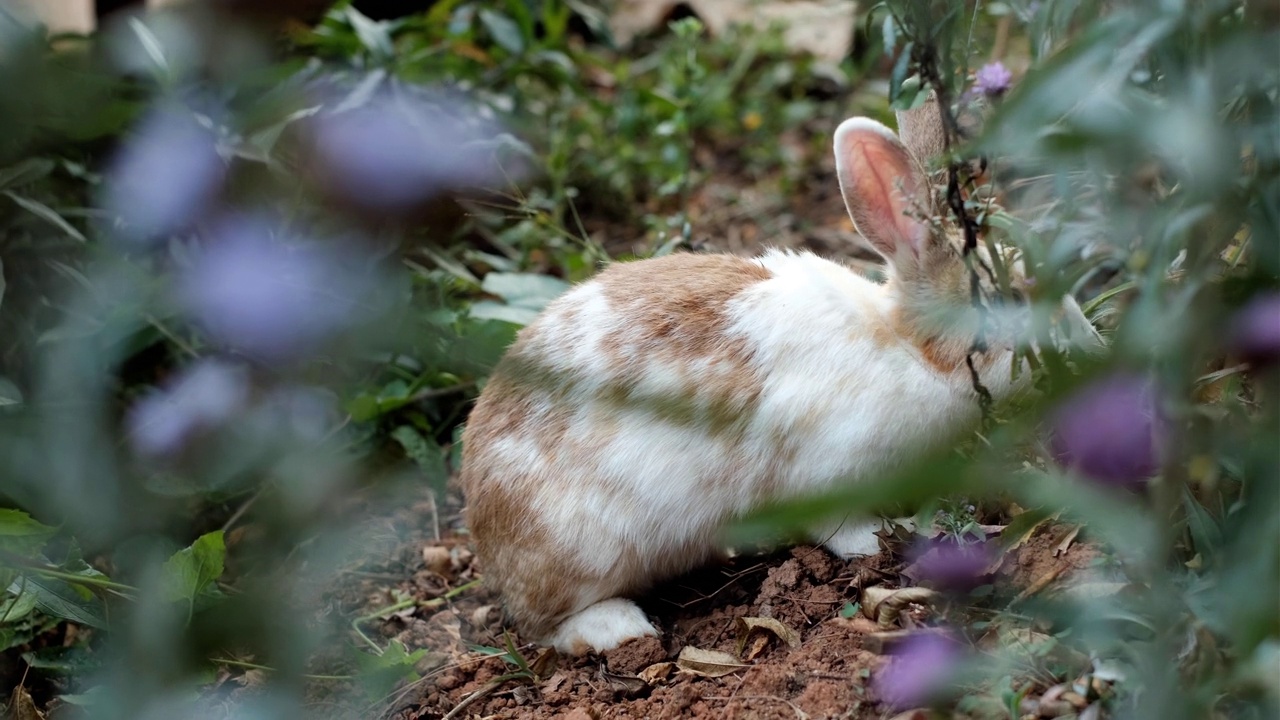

{"left": 294, "top": 482, "right": 1101, "bottom": 720}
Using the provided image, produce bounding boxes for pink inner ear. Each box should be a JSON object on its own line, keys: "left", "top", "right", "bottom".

{"left": 834, "top": 120, "right": 928, "bottom": 262}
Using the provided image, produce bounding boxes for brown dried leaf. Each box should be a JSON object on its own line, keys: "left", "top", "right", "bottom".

{"left": 741, "top": 632, "right": 771, "bottom": 662}
{"left": 861, "top": 586, "right": 938, "bottom": 629}
{"left": 469, "top": 604, "right": 498, "bottom": 628}
{"left": 1053, "top": 525, "right": 1082, "bottom": 557}
{"left": 529, "top": 647, "right": 560, "bottom": 680}
{"left": 8, "top": 685, "right": 46, "bottom": 720}
{"left": 421, "top": 545, "right": 453, "bottom": 576}
{"left": 638, "top": 661, "right": 676, "bottom": 685}
{"left": 675, "top": 646, "right": 750, "bottom": 678}
{"left": 734, "top": 616, "right": 801, "bottom": 658}
{"left": 597, "top": 664, "right": 647, "bottom": 695}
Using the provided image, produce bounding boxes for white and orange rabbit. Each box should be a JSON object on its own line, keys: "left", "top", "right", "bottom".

{"left": 460, "top": 102, "right": 1097, "bottom": 654}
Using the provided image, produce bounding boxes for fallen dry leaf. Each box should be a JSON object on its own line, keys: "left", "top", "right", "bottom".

{"left": 8, "top": 684, "right": 46, "bottom": 720}
{"left": 597, "top": 664, "right": 647, "bottom": 694}
{"left": 530, "top": 647, "right": 560, "bottom": 680}
{"left": 638, "top": 661, "right": 676, "bottom": 685}
{"left": 1053, "top": 524, "right": 1082, "bottom": 557}
{"left": 675, "top": 646, "right": 750, "bottom": 678}
{"left": 469, "top": 604, "right": 498, "bottom": 628}
{"left": 734, "top": 616, "right": 801, "bottom": 659}
{"left": 861, "top": 586, "right": 938, "bottom": 629}
{"left": 421, "top": 545, "right": 453, "bottom": 576}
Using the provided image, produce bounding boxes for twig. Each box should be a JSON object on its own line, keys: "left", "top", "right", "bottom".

{"left": 409, "top": 382, "right": 476, "bottom": 404}
{"left": 702, "top": 695, "right": 810, "bottom": 719}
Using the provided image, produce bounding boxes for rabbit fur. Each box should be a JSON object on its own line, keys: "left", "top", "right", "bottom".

{"left": 460, "top": 107, "right": 1097, "bottom": 654}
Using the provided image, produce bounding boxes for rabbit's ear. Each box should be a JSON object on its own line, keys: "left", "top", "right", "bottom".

{"left": 894, "top": 91, "right": 947, "bottom": 167}
{"left": 834, "top": 118, "right": 931, "bottom": 262}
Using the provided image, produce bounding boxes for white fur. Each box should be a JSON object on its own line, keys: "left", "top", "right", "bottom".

{"left": 546, "top": 598, "right": 658, "bottom": 654}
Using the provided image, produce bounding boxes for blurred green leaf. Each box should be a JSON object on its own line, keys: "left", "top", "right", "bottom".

{"left": 0, "top": 157, "right": 54, "bottom": 189}
{"left": 479, "top": 272, "right": 569, "bottom": 311}
{"left": 391, "top": 425, "right": 449, "bottom": 496}
{"left": 345, "top": 7, "right": 395, "bottom": 60}
{"left": 3, "top": 191, "right": 86, "bottom": 242}
{"left": 8, "top": 575, "right": 107, "bottom": 629}
{"left": 0, "top": 587, "right": 38, "bottom": 624}
{"left": 160, "top": 530, "right": 226, "bottom": 606}
{"left": 479, "top": 9, "right": 525, "bottom": 54}
{"left": 0, "top": 509, "right": 55, "bottom": 554}
{"left": 355, "top": 638, "right": 427, "bottom": 699}
{"left": 0, "top": 376, "right": 24, "bottom": 408}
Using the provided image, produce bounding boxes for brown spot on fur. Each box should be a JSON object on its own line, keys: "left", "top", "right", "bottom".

{"left": 595, "top": 253, "right": 771, "bottom": 436}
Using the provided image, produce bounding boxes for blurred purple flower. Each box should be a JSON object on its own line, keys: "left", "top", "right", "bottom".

{"left": 262, "top": 385, "right": 339, "bottom": 443}
{"left": 127, "top": 359, "right": 249, "bottom": 458}
{"left": 1049, "top": 373, "right": 1163, "bottom": 489}
{"left": 179, "top": 216, "right": 372, "bottom": 364}
{"left": 1230, "top": 293, "right": 1280, "bottom": 368}
{"left": 905, "top": 539, "right": 995, "bottom": 592}
{"left": 310, "top": 89, "right": 517, "bottom": 213}
{"left": 104, "top": 108, "right": 226, "bottom": 241}
{"left": 973, "top": 62, "right": 1013, "bottom": 97}
{"left": 872, "top": 633, "right": 961, "bottom": 710}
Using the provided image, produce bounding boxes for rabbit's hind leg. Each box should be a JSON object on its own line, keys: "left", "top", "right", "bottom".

{"left": 546, "top": 598, "right": 657, "bottom": 655}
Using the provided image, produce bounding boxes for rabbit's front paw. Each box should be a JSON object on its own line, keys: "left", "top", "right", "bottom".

{"left": 547, "top": 598, "right": 657, "bottom": 655}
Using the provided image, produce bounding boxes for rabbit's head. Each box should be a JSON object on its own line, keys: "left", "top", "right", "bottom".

{"left": 835, "top": 102, "right": 1100, "bottom": 369}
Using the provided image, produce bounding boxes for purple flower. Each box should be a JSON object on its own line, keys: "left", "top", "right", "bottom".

{"left": 1230, "top": 293, "right": 1280, "bottom": 368}
{"left": 179, "top": 215, "right": 373, "bottom": 364}
{"left": 309, "top": 87, "right": 518, "bottom": 213}
{"left": 261, "top": 385, "right": 338, "bottom": 443}
{"left": 904, "top": 539, "right": 995, "bottom": 592}
{"left": 1049, "top": 373, "right": 1163, "bottom": 489}
{"left": 973, "top": 62, "right": 1013, "bottom": 97}
{"left": 103, "top": 108, "right": 226, "bottom": 242}
{"left": 127, "top": 359, "right": 249, "bottom": 458}
{"left": 872, "top": 633, "right": 961, "bottom": 710}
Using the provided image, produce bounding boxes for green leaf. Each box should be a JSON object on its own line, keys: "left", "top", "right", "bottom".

{"left": 0, "top": 158, "right": 54, "bottom": 189}
{"left": 0, "top": 588, "right": 38, "bottom": 624}
{"left": 0, "top": 509, "right": 56, "bottom": 555}
{"left": 355, "top": 639, "right": 427, "bottom": 698}
{"left": 468, "top": 301, "right": 539, "bottom": 326}
{"left": 881, "top": 13, "right": 898, "bottom": 55}
{"left": 1182, "top": 487, "right": 1223, "bottom": 563}
{"left": 478, "top": 9, "right": 525, "bottom": 54}
{"left": 57, "top": 685, "right": 109, "bottom": 707}
{"left": 3, "top": 191, "right": 87, "bottom": 242}
{"left": 346, "top": 6, "right": 394, "bottom": 59}
{"left": 8, "top": 575, "right": 108, "bottom": 629}
{"left": 391, "top": 426, "right": 449, "bottom": 496}
{"left": 0, "top": 375, "right": 23, "bottom": 408}
{"left": 160, "top": 530, "right": 226, "bottom": 605}
{"left": 480, "top": 272, "right": 570, "bottom": 310}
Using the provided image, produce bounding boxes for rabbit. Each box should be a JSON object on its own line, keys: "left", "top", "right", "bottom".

{"left": 459, "top": 101, "right": 1100, "bottom": 655}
